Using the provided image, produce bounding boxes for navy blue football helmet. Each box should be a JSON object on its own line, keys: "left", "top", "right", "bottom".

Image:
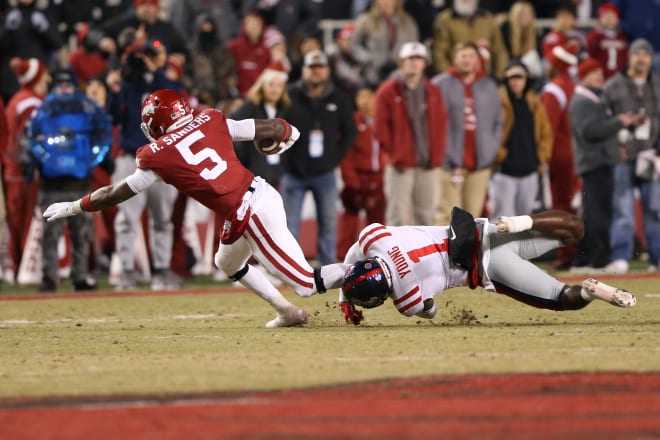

{"left": 342, "top": 257, "right": 393, "bottom": 308}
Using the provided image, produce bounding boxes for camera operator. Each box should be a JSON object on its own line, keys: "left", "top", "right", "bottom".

{"left": 25, "top": 70, "right": 113, "bottom": 292}
{"left": 106, "top": 36, "right": 184, "bottom": 291}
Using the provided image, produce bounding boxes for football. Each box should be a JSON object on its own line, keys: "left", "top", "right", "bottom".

{"left": 255, "top": 138, "right": 280, "bottom": 154}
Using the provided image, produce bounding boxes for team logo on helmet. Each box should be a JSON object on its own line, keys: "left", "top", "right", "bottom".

{"left": 342, "top": 257, "right": 393, "bottom": 309}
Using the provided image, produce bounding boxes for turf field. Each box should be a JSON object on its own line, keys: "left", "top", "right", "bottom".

{"left": 0, "top": 273, "right": 659, "bottom": 438}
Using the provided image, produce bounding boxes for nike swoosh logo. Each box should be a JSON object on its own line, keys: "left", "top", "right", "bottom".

{"left": 449, "top": 226, "right": 456, "bottom": 240}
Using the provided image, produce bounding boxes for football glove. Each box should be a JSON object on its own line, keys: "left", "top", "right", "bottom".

{"left": 43, "top": 200, "right": 83, "bottom": 222}
{"left": 340, "top": 301, "right": 364, "bottom": 325}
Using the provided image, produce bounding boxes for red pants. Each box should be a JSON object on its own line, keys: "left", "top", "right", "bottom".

{"left": 549, "top": 154, "right": 580, "bottom": 262}
{"left": 336, "top": 174, "right": 385, "bottom": 260}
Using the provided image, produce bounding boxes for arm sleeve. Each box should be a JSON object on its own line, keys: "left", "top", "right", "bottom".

{"left": 125, "top": 168, "right": 159, "bottom": 193}
{"left": 226, "top": 118, "right": 256, "bottom": 141}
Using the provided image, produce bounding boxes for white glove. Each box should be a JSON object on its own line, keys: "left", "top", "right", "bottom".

{"left": 30, "top": 11, "right": 49, "bottom": 33}
{"left": 43, "top": 200, "right": 83, "bottom": 222}
{"left": 278, "top": 124, "right": 299, "bottom": 153}
{"left": 495, "top": 215, "right": 533, "bottom": 233}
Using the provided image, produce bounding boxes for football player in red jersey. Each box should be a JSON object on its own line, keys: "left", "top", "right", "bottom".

{"left": 338, "top": 208, "right": 637, "bottom": 325}
{"left": 43, "top": 89, "right": 350, "bottom": 328}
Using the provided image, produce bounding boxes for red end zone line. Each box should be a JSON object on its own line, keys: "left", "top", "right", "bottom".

{"left": 0, "top": 286, "right": 249, "bottom": 302}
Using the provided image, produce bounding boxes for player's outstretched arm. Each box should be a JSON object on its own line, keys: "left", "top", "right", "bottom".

{"left": 495, "top": 210, "right": 584, "bottom": 244}
{"left": 43, "top": 181, "right": 137, "bottom": 222}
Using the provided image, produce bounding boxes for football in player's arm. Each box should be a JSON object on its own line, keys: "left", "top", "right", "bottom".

{"left": 44, "top": 89, "right": 350, "bottom": 329}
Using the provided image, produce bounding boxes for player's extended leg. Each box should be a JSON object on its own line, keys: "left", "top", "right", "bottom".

{"left": 214, "top": 236, "right": 307, "bottom": 328}
{"left": 488, "top": 223, "right": 636, "bottom": 310}
{"left": 246, "top": 179, "right": 348, "bottom": 298}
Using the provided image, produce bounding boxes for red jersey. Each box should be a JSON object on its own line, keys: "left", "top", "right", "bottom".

{"left": 136, "top": 108, "right": 254, "bottom": 219}
{"left": 586, "top": 29, "right": 628, "bottom": 80}
{"left": 5, "top": 89, "right": 43, "bottom": 179}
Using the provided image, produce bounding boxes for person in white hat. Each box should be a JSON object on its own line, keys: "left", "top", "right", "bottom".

{"left": 373, "top": 41, "right": 447, "bottom": 227}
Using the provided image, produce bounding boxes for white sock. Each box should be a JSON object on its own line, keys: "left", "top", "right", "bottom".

{"left": 500, "top": 215, "right": 533, "bottom": 233}
{"left": 238, "top": 265, "right": 292, "bottom": 313}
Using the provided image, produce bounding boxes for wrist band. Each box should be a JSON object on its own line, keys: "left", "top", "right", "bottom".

{"left": 80, "top": 194, "right": 94, "bottom": 212}
{"left": 274, "top": 118, "right": 291, "bottom": 142}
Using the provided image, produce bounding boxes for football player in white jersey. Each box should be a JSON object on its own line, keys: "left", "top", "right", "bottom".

{"left": 339, "top": 208, "right": 637, "bottom": 325}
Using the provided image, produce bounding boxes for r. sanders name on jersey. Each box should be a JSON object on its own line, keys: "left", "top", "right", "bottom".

{"left": 149, "top": 113, "right": 212, "bottom": 151}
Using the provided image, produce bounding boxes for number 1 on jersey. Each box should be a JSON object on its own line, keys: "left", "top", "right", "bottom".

{"left": 175, "top": 130, "right": 227, "bottom": 180}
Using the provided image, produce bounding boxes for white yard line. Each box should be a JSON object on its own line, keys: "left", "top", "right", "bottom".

{"left": 0, "top": 313, "right": 222, "bottom": 326}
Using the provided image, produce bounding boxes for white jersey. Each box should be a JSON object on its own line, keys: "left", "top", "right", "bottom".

{"left": 343, "top": 223, "right": 480, "bottom": 317}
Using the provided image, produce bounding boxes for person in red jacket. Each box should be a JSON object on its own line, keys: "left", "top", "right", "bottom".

{"left": 227, "top": 12, "right": 272, "bottom": 96}
{"left": 373, "top": 42, "right": 447, "bottom": 227}
{"left": 4, "top": 58, "right": 50, "bottom": 281}
{"left": 586, "top": 3, "right": 628, "bottom": 81}
{"left": 336, "top": 88, "right": 386, "bottom": 259}
{"left": 541, "top": 43, "right": 579, "bottom": 270}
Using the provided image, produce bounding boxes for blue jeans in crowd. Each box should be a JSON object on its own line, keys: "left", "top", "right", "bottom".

{"left": 610, "top": 160, "right": 660, "bottom": 266}
{"left": 280, "top": 171, "right": 338, "bottom": 266}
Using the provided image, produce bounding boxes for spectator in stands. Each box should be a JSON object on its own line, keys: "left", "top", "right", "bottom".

{"left": 541, "top": 42, "right": 579, "bottom": 270}
{"left": 374, "top": 42, "right": 447, "bottom": 226}
{"left": 263, "top": 26, "right": 291, "bottom": 72}
{"left": 0, "top": 0, "right": 63, "bottom": 101}
{"left": 611, "top": 0, "right": 660, "bottom": 66}
{"left": 327, "top": 23, "right": 365, "bottom": 99}
{"left": 499, "top": 1, "right": 542, "bottom": 79}
{"left": 288, "top": 36, "right": 322, "bottom": 84}
{"left": 230, "top": 64, "right": 291, "bottom": 189}
{"left": 227, "top": 11, "right": 272, "bottom": 96}
{"left": 186, "top": 13, "right": 237, "bottom": 109}
{"left": 602, "top": 38, "right": 660, "bottom": 274}
{"left": 403, "top": 0, "right": 444, "bottom": 43}
{"left": 96, "top": 0, "right": 190, "bottom": 66}
{"left": 242, "top": 0, "right": 322, "bottom": 41}
{"left": 0, "top": 96, "right": 8, "bottom": 287}
{"left": 86, "top": 75, "right": 119, "bottom": 274}
{"left": 25, "top": 70, "right": 113, "bottom": 292}
{"left": 106, "top": 37, "right": 183, "bottom": 290}
{"left": 350, "top": 0, "right": 420, "bottom": 88}
{"left": 490, "top": 60, "right": 553, "bottom": 219}
{"left": 168, "top": 0, "right": 240, "bottom": 45}
{"left": 68, "top": 24, "right": 110, "bottom": 88}
{"left": 337, "top": 87, "right": 386, "bottom": 259}
{"left": 282, "top": 50, "right": 357, "bottom": 265}
{"left": 431, "top": 0, "right": 508, "bottom": 79}
{"left": 541, "top": 3, "right": 577, "bottom": 59}
{"left": 569, "top": 58, "right": 644, "bottom": 273}
{"left": 586, "top": 3, "right": 628, "bottom": 81}
{"left": 3, "top": 58, "right": 49, "bottom": 283}
{"left": 432, "top": 42, "right": 502, "bottom": 224}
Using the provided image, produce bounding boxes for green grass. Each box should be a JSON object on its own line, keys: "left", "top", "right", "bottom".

{"left": 0, "top": 276, "right": 659, "bottom": 398}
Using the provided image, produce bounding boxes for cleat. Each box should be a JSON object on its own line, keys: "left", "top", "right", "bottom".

{"left": 582, "top": 278, "right": 637, "bottom": 307}
{"left": 265, "top": 306, "right": 309, "bottom": 328}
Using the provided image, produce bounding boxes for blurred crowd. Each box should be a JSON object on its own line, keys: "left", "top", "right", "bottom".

{"left": 0, "top": 0, "right": 659, "bottom": 292}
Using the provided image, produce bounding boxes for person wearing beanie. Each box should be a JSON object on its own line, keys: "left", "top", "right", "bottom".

{"left": 0, "top": 0, "right": 63, "bottom": 101}
{"left": 601, "top": 37, "right": 660, "bottom": 274}
{"left": 3, "top": 58, "right": 50, "bottom": 282}
{"left": 541, "top": 42, "right": 580, "bottom": 270}
{"left": 569, "top": 58, "right": 644, "bottom": 273}
{"left": 489, "top": 59, "right": 552, "bottom": 220}
{"left": 586, "top": 3, "right": 628, "bottom": 80}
